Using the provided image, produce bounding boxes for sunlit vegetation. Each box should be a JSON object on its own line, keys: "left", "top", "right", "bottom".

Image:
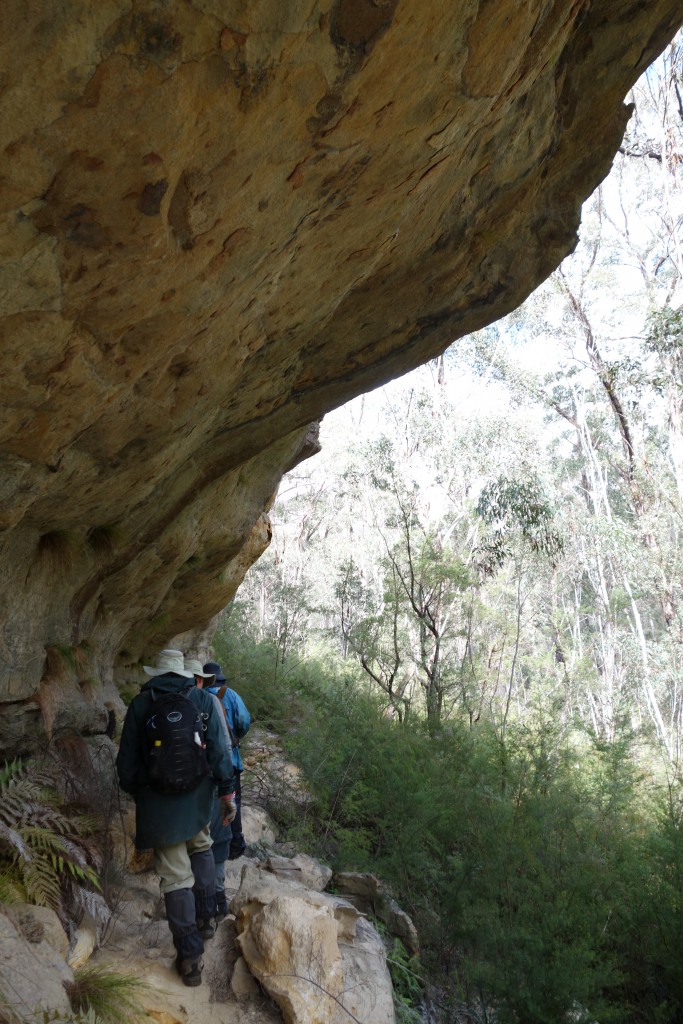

{"left": 218, "top": 38, "right": 683, "bottom": 1024}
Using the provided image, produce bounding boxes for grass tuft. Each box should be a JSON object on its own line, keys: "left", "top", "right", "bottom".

{"left": 66, "top": 966, "right": 148, "bottom": 1024}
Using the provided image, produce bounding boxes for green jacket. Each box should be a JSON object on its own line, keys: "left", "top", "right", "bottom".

{"left": 116, "top": 673, "right": 235, "bottom": 850}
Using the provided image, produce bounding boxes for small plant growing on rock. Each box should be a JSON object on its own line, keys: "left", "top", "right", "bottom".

{"left": 65, "top": 966, "right": 147, "bottom": 1024}
{"left": 44, "top": 642, "right": 93, "bottom": 682}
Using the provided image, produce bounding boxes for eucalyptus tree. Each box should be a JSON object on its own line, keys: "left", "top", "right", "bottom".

{"left": 447, "top": 37, "right": 683, "bottom": 759}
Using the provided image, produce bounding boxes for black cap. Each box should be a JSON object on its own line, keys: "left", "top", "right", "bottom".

{"left": 203, "top": 661, "right": 226, "bottom": 683}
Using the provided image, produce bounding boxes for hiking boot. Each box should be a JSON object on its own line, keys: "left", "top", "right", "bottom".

{"left": 196, "top": 917, "right": 216, "bottom": 940}
{"left": 176, "top": 955, "right": 203, "bottom": 987}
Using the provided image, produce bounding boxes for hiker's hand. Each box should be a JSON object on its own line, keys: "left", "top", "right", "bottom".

{"left": 220, "top": 794, "right": 237, "bottom": 824}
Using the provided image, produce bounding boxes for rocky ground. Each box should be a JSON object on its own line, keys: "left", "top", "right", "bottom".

{"left": 1, "top": 728, "right": 404, "bottom": 1024}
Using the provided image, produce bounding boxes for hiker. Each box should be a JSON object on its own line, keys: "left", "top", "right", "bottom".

{"left": 115, "top": 649, "right": 236, "bottom": 988}
{"left": 204, "top": 660, "right": 251, "bottom": 919}
{"left": 185, "top": 659, "right": 232, "bottom": 762}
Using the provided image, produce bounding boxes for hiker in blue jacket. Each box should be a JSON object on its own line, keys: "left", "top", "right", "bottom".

{"left": 204, "top": 660, "right": 251, "bottom": 919}
{"left": 116, "top": 649, "right": 236, "bottom": 988}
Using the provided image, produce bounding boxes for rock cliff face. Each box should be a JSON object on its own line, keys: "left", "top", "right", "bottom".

{"left": 0, "top": 1, "right": 681, "bottom": 752}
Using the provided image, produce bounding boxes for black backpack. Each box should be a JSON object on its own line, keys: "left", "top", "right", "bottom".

{"left": 143, "top": 687, "right": 211, "bottom": 794}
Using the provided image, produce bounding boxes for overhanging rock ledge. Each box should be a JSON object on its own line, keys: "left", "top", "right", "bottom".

{"left": 0, "top": 0, "right": 680, "bottom": 752}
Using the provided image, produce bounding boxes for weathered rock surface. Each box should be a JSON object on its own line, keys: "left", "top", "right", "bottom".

{"left": 242, "top": 804, "right": 279, "bottom": 850}
{"left": 334, "top": 870, "right": 420, "bottom": 954}
{"left": 0, "top": 1, "right": 681, "bottom": 750}
{"left": 232, "top": 862, "right": 395, "bottom": 1024}
{"left": 0, "top": 907, "right": 73, "bottom": 1020}
{"left": 266, "top": 853, "right": 333, "bottom": 892}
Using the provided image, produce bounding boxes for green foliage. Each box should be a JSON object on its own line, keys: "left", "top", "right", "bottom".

{"left": 41, "top": 1010, "right": 102, "bottom": 1024}
{"left": 645, "top": 305, "right": 683, "bottom": 358}
{"left": 475, "top": 475, "right": 564, "bottom": 574}
{"left": 0, "top": 759, "right": 105, "bottom": 924}
{"left": 220, "top": 624, "right": 683, "bottom": 1022}
{"left": 387, "top": 939, "right": 423, "bottom": 1023}
{"left": 214, "top": 610, "right": 298, "bottom": 731}
{"left": 65, "top": 966, "right": 148, "bottom": 1024}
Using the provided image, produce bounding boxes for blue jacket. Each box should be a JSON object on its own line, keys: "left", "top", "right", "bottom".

{"left": 207, "top": 686, "right": 250, "bottom": 771}
{"left": 116, "top": 673, "right": 234, "bottom": 850}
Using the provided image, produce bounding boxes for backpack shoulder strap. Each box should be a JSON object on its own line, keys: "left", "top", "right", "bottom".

{"left": 216, "top": 685, "right": 239, "bottom": 747}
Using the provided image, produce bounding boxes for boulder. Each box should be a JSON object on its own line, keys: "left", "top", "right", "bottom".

{"left": 334, "top": 871, "right": 419, "bottom": 954}
{"left": 0, "top": 909, "right": 73, "bottom": 1019}
{"left": 239, "top": 895, "right": 346, "bottom": 1023}
{"left": 265, "top": 853, "right": 333, "bottom": 892}
{"left": 232, "top": 863, "right": 394, "bottom": 1024}
{"left": 4, "top": 904, "right": 69, "bottom": 959}
{"left": 230, "top": 955, "right": 261, "bottom": 1000}
{"left": 242, "top": 804, "right": 277, "bottom": 848}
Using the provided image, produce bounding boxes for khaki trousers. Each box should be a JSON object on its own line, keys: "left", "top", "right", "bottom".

{"left": 153, "top": 825, "right": 212, "bottom": 894}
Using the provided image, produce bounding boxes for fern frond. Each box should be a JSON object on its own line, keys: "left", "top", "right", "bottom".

{"left": 69, "top": 813, "right": 101, "bottom": 837}
{"left": 69, "top": 885, "right": 111, "bottom": 926}
{"left": 0, "top": 774, "right": 49, "bottom": 814}
{"left": 0, "top": 822, "right": 32, "bottom": 863}
{"left": 56, "top": 836, "right": 91, "bottom": 870}
{"left": 22, "top": 825, "right": 76, "bottom": 857}
{"left": 21, "top": 857, "right": 62, "bottom": 912}
{"left": 21, "top": 829, "right": 100, "bottom": 891}
{"left": 0, "top": 758, "right": 55, "bottom": 790}
{"left": 0, "top": 758, "right": 105, "bottom": 924}
{"left": 72, "top": 835, "right": 104, "bottom": 874}
{"left": 63, "top": 862, "right": 100, "bottom": 888}
{"left": 0, "top": 796, "right": 35, "bottom": 829}
{"left": 20, "top": 804, "right": 72, "bottom": 833}
{"left": 0, "top": 867, "right": 27, "bottom": 904}
{"left": 0, "top": 759, "right": 23, "bottom": 787}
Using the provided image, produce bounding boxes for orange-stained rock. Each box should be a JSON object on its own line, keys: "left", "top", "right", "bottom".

{"left": 0, "top": 1, "right": 681, "bottom": 750}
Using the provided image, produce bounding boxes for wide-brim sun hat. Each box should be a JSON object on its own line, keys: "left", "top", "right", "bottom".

{"left": 143, "top": 648, "right": 195, "bottom": 679}
{"left": 185, "top": 658, "right": 216, "bottom": 681}
{"left": 203, "top": 661, "right": 226, "bottom": 683}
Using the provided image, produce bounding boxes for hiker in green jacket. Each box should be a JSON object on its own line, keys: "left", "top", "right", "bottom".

{"left": 116, "top": 649, "right": 236, "bottom": 988}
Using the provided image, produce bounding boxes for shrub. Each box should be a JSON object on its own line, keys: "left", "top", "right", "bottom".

{"left": 215, "top": 621, "right": 682, "bottom": 1022}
